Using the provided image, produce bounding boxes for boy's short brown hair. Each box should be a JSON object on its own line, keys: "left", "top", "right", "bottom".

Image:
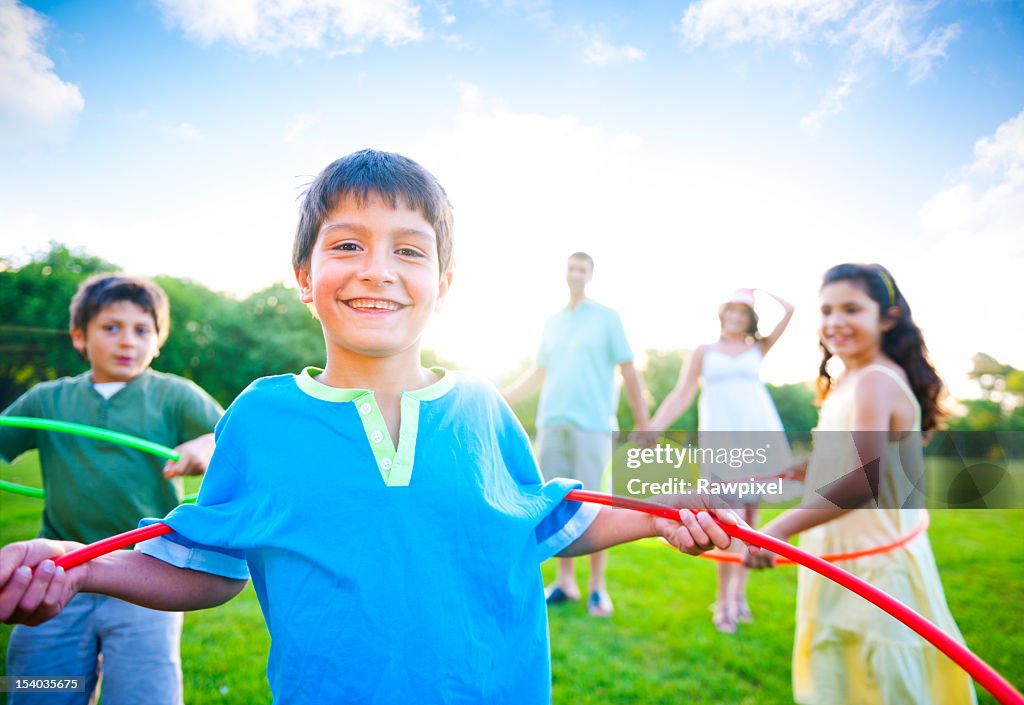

{"left": 69, "top": 274, "right": 171, "bottom": 347}
{"left": 292, "top": 149, "right": 454, "bottom": 276}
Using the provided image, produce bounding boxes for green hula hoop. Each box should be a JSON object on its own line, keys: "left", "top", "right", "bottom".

{"left": 0, "top": 416, "right": 199, "bottom": 503}
{"left": 0, "top": 478, "right": 44, "bottom": 499}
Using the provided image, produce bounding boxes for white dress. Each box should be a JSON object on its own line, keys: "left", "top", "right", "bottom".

{"left": 697, "top": 346, "right": 793, "bottom": 490}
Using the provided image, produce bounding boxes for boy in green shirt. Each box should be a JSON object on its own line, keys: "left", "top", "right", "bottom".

{"left": 0, "top": 274, "right": 223, "bottom": 705}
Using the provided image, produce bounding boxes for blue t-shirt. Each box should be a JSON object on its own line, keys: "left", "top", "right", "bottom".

{"left": 536, "top": 299, "right": 634, "bottom": 432}
{"left": 139, "top": 369, "right": 598, "bottom": 704}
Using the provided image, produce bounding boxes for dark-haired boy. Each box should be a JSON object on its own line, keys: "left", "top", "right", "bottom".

{"left": 0, "top": 151, "right": 738, "bottom": 705}
{"left": 0, "top": 274, "right": 222, "bottom": 705}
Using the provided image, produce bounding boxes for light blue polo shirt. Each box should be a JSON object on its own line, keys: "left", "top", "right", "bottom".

{"left": 138, "top": 368, "right": 598, "bottom": 705}
{"left": 536, "top": 299, "right": 633, "bottom": 432}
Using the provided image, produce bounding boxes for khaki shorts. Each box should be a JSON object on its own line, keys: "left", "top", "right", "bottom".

{"left": 536, "top": 424, "right": 613, "bottom": 490}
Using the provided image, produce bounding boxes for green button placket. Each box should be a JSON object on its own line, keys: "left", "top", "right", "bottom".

{"left": 294, "top": 367, "right": 453, "bottom": 489}
{"left": 352, "top": 391, "right": 413, "bottom": 487}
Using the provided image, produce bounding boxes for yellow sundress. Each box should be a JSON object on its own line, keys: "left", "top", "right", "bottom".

{"left": 793, "top": 365, "right": 977, "bottom": 705}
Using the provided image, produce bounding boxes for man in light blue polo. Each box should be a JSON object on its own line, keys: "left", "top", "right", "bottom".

{"left": 503, "top": 252, "right": 649, "bottom": 616}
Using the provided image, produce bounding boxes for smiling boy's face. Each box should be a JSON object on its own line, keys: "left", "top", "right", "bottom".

{"left": 295, "top": 194, "right": 452, "bottom": 365}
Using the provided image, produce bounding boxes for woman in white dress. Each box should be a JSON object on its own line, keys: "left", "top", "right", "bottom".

{"left": 647, "top": 288, "right": 795, "bottom": 633}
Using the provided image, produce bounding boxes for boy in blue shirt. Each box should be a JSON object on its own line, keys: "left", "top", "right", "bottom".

{"left": 0, "top": 150, "right": 738, "bottom": 704}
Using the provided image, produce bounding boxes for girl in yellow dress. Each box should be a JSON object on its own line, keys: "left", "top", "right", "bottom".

{"left": 746, "top": 263, "right": 977, "bottom": 705}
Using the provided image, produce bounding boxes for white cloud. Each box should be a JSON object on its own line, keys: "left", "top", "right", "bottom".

{"left": 680, "top": 0, "right": 854, "bottom": 46}
{"left": 841, "top": 1, "right": 915, "bottom": 59}
{"left": 579, "top": 30, "right": 645, "bottom": 67}
{"left": 799, "top": 69, "right": 858, "bottom": 134}
{"left": 154, "top": 0, "right": 424, "bottom": 53}
{"left": 443, "top": 33, "right": 468, "bottom": 49}
{"left": 920, "top": 110, "right": 1023, "bottom": 242}
{"left": 284, "top": 112, "right": 320, "bottom": 142}
{"left": 160, "top": 121, "right": 202, "bottom": 142}
{"left": 436, "top": 0, "right": 455, "bottom": 24}
{"left": 114, "top": 109, "right": 204, "bottom": 143}
{"left": 903, "top": 24, "right": 960, "bottom": 83}
{"left": 913, "top": 110, "right": 1024, "bottom": 395}
{"left": 679, "top": 0, "right": 959, "bottom": 132}
{"left": 0, "top": 0, "right": 84, "bottom": 145}
{"left": 840, "top": 2, "right": 960, "bottom": 81}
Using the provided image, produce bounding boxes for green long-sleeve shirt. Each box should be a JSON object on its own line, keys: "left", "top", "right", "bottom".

{"left": 0, "top": 369, "right": 223, "bottom": 544}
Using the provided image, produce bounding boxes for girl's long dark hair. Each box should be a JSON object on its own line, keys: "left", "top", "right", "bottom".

{"left": 817, "top": 263, "right": 945, "bottom": 431}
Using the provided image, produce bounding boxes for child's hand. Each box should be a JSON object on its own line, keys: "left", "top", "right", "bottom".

{"left": 163, "top": 433, "right": 215, "bottom": 478}
{"left": 653, "top": 495, "right": 740, "bottom": 556}
{"left": 629, "top": 429, "right": 660, "bottom": 449}
{"left": 743, "top": 549, "right": 776, "bottom": 569}
{"left": 781, "top": 460, "right": 807, "bottom": 482}
{"left": 743, "top": 524, "right": 787, "bottom": 569}
{"left": 0, "top": 539, "right": 84, "bottom": 625}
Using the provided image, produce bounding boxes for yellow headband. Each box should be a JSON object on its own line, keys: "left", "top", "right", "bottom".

{"left": 876, "top": 267, "right": 896, "bottom": 307}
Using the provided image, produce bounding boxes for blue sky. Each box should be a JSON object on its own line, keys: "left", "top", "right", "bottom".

{"left": 2, "top": 0, "right": 1022, "bottom": 394}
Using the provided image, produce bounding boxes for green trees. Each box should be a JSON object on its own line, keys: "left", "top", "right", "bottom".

{"left": 1, "top": 244, "right": 334, "bottom": 408}
{"left": 951, "top": 354, "right": 1024, "bottom": 432}
{"left": 0, "top": 244, "right": 116, "bottom": 406}
{"left": 1, "top": 244, "right": 1019, "bottom": 447}
{"left": 152, "top": 278, "right": 324, "bottom": 405}
{"left": 635, "top": 349, "right": 699, "bottom": 432}
{"left": 0, "top": 243, "right": 477, "bottom": 410}
{"left": 766, "top": 382, "right": 818, "bottom": 442}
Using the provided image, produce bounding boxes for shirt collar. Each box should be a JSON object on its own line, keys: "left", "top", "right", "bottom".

{"left": 293, "top": 366, "right": 454, "bottom": 402}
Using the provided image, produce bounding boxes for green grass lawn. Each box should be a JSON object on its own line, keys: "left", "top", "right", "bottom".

{"left": 1, "top": 452, "right": 1021, "bottom": 704}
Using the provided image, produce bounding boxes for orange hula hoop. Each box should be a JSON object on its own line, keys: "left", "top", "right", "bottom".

{"left": 697, "top": 509, "right": 930, "bottom": 564}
